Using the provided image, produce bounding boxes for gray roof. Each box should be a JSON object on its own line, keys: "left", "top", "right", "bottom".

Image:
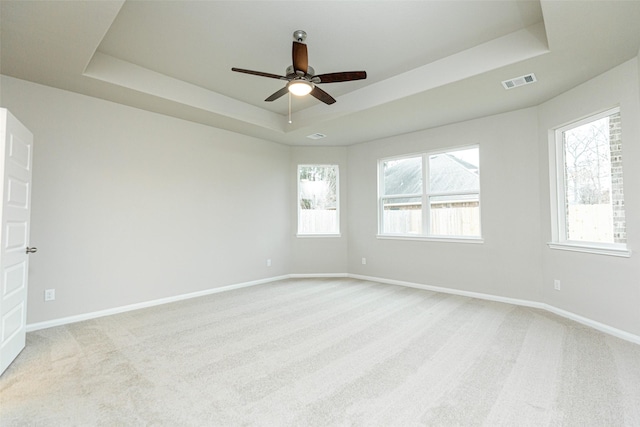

{"left": 384, "top": 154, "right": 478, "bottom": 195}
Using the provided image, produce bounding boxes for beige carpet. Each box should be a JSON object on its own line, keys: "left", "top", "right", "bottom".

{"left": 2, "top": 278, "right": 640, "bottom": 426}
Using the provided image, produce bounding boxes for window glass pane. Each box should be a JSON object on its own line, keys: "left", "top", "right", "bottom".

{"left": 378, "top": 147, "right": 481, "bottom": 238}
{"left": 382, "top": 157, "right": 422, "bottom": 195}
{"left": 562, "top": 111, "right": 624, "bottom": 244}
{"left": 298, "top": 165, "right": 338, "bottom": 234}
{"left": 429, "top": 147, "right": 479, "bottom": 193}
{"left": 429, "top": 195, "right": 480, "bottom": 236}
{"left": 382, "top": 197, "right": 422, "bottom": 234}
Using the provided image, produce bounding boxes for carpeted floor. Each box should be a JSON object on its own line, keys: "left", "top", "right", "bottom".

{"left": 2, "top": 278, "right": 640, "bottom": 426}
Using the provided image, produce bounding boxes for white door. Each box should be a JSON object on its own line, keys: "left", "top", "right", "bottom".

{"left": 0, "top": 109, "right": 34, "bottom": 376}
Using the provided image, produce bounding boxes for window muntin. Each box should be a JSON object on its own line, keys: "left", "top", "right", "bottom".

{"left": 379, "top": 147, "right": 480, "bottom": 239}
{"left": 297, "top": 165, "right": 339, "bottom": 235}
{"left": 552, "top": 107, "right": 626, "bottom": 251}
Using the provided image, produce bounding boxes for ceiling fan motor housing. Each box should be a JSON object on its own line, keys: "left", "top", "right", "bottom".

{"left": 286, "top": 65, "right": 314, "bottom": 77}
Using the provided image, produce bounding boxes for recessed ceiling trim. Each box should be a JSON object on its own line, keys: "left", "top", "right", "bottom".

{"left": 290, "top": 22, "right": 550, "bottom": 130}
{"left": 84, "top": 52, "right": 286, "bottom": 133}
{"left": 84, "top": 22, "right": 549, "bottom": 137}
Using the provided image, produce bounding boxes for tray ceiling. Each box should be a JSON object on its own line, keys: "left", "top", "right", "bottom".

{"left": 2, "top": 1, "right": 640, "bottom": 145}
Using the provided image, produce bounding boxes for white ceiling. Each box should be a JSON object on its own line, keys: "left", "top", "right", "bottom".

{"left": 2, "top": 1, "right": 640, "bottom": 146}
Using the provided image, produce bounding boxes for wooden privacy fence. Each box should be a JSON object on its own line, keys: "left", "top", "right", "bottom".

{"left": 383, "top": 207, "right": 480, "bottom": 236}
{"left": 381, "top": 204, "right": 616, "bottom": 241}
{"left": 299, "top": 210, "right": 338, "bottom": 233}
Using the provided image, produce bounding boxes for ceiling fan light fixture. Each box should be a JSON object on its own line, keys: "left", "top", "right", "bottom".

{"left": 288, "top": 79, "right": 314, "bottom": 96}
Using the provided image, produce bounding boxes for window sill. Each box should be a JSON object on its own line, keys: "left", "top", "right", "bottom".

{"left": 297, "top": 233, "right": 342, "bottom": 238}
{"left": 547, "top": 242, "right": 631, "bottom": 258}
{"left": 377, "top": 234, "right": 483, "bottom": 244}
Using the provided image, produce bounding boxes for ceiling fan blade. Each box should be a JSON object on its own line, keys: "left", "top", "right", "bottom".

{"left": 292, "top": 41, "right": 308, "bottom": 74}
{"left": 232, "top": 68, "right": 289, "bottom": 81}
{"left": 310, "top": 86, "right": 336, "bottom": 105}
{"left": 314, "top": 71, "right": 367, "bottom": 83}
{"left": 265, "top": 86, "right": 289, "bottom": 102}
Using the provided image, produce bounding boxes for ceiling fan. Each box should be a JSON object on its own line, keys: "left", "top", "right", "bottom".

{"left": 232, "top": 30, "right": 367, "bottom": 105}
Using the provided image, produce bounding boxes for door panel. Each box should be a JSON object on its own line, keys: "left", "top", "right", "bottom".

{"left": 2, "top": 304, "right": 23, "bottom": 343}
{"left": 8, "top": 178, "right": 29, "bottom": 208}
{"left": 4, "top": 261, "right": 26, "bottom": 297}
{"left": 5, "top": 222, "right": 27, "bottom": 250}
{"left": 9, "top": 134, "right": 31, "bottom": 169}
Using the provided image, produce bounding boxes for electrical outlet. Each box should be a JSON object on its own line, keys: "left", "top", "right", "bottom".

{"left": 554, "top": 279, "right": 561, "bottom": 291}
{"left": 44, "top": 289, "right": 56, "bottom": 301}
{"left": 266, "top": 259, "right": 272, "bottom": 267}
{"left": 362, "top": 257, "right": 367, "bottom": 265}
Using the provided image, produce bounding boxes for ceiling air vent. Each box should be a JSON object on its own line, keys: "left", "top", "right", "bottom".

{"left": 306, "top": 133, "right": 327, "bottom": 140}
{"left": 501, "top": 73, "right": 537, "bottom": 90}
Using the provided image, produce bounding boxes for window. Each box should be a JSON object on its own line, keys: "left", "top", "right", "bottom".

{"left": 297, "top": 165, "right": 339, "bottom": 236}
{"left": 550, "top": 107, "right": 628, "bottom": 256}
{"left": 379, "top": 146, "right": 480, "bottom": 240}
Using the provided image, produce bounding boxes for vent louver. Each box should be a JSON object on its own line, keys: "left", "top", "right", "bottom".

{"left": 306, "top": 133, "right": 327, "bottom": 140}
{"left": 502, "top": 73, "right": 537, "bottom": 90}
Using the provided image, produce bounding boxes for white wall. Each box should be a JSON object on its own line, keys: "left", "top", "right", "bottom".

{"left": 537, "top": 59, "right": 640, "bottom": 336}
{"left": 2, "top": 57, "right": 639, "bottom": 338}
{"left": 346, "top": 58, "right": 640, "bottom": 338}
{"left": 1, "top": 76, "right": 291, "bottom": 324}
{"left": 347, "top": 107, "right": 543, "bottom": 302}
{"left": 290, "top": 146, "right": 348, "bottom": 274}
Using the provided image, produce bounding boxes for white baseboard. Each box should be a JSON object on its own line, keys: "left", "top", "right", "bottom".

{"left": 540, "top": 303, "right": 640, "bottom": 345}
{"left": 348, "top": 274, "right": 545, "bottom": 309}
{"left": 27, "top": 272, "right": 640, "bottom": 345}
{"left": 349, "top": 273, "right": 640, "bottom": 345}
{"left": 288, "top": 273, "right": 349, "bottom": 279}
{"left": 26, "top": 275, "right": 290, "bottom": 332}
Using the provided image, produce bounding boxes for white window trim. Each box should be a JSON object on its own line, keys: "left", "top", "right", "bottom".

{"left": 377, "top": 145, "right": 481, "bottom": 242}
{"left": 297, "top": 164, "right": 340, "bottom": 237}
{"left": 377, "top": 234, "right": 484, "bottom": 244}
{"left": 296, "top": 233, "right": 342, "bottom": 238}
{"left": 548, "top": 106, "right": 630, "bottom": 257}
{"left": 547, "top": 242, "right": 630, "bottom": 258}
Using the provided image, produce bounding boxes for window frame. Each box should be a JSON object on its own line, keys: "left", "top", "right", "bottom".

{"left": 548, "top": 106, "right": 630, "bottom": 257}
{"left": 297, "top": 164, "right": 340, "bottom": 238}
{"left": 377, "top": 145, "right": 482, "bottom": 243}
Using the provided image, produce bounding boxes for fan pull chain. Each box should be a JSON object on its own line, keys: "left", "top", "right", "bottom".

{"left": 288, "top": 92, "right": 292, "bottom": 124}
